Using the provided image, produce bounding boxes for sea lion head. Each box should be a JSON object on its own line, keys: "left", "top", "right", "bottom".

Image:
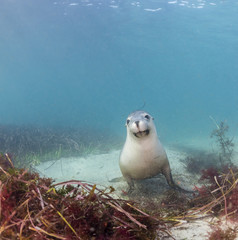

{"left": 125, "top": 111, "right": 155, "bottom": 139}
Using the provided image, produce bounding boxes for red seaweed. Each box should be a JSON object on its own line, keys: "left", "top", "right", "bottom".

{"left": 191, "top": 165, "right": 238, "bottom": 220}
{"left": 0, "top": 153, "right": 171, "bottom": 239}
{"left": 208, "top": 226, "right": 237, "bottom": 240}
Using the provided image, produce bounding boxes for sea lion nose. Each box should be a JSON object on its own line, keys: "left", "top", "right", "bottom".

{"left": 135, "top": 121, "right": 140, "bottom": 127}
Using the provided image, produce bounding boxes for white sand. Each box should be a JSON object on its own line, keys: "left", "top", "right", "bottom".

{"left": 36, "top": 149, "right": 122, "bottom": 186}
{"left": 35, "top": 146, "right": 238, "bottom": 239}
{"left": 35, "top": 147, "right": 193, "bottom": 186}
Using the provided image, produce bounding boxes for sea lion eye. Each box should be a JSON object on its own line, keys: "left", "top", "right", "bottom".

{"left": 126, "top": 119, "right": 130, "bottom": 125}
{"left": 144, "top": 115, "right": 150, "bottom": 120}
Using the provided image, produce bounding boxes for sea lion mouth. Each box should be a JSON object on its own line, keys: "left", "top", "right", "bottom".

{"left": 133, "top": 130, "right": 150, "bottom": 138}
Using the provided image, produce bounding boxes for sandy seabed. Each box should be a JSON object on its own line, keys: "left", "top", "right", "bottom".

{"left": 36, "top": 145, "right": 238, "bottom": 240}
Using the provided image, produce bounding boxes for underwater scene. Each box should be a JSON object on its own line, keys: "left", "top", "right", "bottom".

{"left": 1, "top": 0, "right": 238, "bottom": 239}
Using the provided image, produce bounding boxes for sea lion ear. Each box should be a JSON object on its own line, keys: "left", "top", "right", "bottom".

{"left": 152, "top": 117, "right": 154, "bottom": 120}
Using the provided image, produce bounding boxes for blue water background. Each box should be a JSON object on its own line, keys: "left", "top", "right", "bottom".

{"left": 0, "top": 0, "right": 238, "bottom": 144}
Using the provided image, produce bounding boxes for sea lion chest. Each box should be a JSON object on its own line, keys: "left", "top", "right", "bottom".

{"left": 119, "top": 136, "right": 168, "bottom": 180}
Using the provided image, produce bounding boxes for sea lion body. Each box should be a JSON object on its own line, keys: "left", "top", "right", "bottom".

{"left": 119, "top": 111, "right": 174, "bottom": 191}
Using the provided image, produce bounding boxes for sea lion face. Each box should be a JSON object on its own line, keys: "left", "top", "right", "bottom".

{"left": 126, "top": 111, "right": 154, "bottom": 138}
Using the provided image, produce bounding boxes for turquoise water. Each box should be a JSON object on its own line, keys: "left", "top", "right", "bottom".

{"left": 1, "top": 0, "right": 238, "bottom": 144}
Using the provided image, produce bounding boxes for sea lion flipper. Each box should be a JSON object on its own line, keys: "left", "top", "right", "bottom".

{"left": 162, "top": 167, "right": 194, "bottom": 193}
{"left": 123, "top": 176, "right": 135, "bottom": 194}
{"left": 161, "top": 165, "right": 174, "bottom": 186}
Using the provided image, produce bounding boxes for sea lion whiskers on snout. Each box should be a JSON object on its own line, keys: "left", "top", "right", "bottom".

{"left": 119, "top": 110, "right": 190, "bottom": 193}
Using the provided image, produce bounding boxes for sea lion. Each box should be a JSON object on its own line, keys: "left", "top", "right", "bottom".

{"left": 119, "top": 110, "right": 182, "bottom": 193}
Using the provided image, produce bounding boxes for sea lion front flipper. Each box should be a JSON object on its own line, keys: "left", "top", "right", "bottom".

{"left": 161, "top": 165, "right": 175, "bottom": 186}
{"left": 162, "top": 166, "right": 194, "bottom": 193}
{"left": 124, "top": 176, "right": 135, "bottom": 194}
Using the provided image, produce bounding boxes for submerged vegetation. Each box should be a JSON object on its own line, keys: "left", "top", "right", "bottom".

{"left": 180, "top": 121, "right": 238, "bottom": 221}
{"left": 2, "top": 152, "right": 238, "bottom": 239}
{"left": 0, "top": 124, "right": 122, "bottom": 168}
{"left": 181, "top": 152, "right": 217, "bottom": 174}
{"left": 192, "top": 166, "right": 238, "bottom": 220}
{"left": 210, "top": 119, "right": 234, "bottom": 167}
{"left": 192, "top": 165, "right": 238, "bottom": 239}
{"left": 182, "top": 120, "right": 235, "bottom": 174}
{"left": 176, "top": 120, "right": 238, "bottom": 238}
{"left": 208, "top": 226, "right": 237, "bottom": 240}
{"left": 0, "top": 154, "right": 173, "bottom": 239}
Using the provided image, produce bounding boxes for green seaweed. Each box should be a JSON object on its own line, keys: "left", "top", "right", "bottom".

{"left": 210, "top": 118, "right": 234, "bottom": 166}
{"left": 181, "top": 119, "right": 235, "bottom": 174}
{"left": 0, "top": 124, "right": 122, "bottom": 168}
